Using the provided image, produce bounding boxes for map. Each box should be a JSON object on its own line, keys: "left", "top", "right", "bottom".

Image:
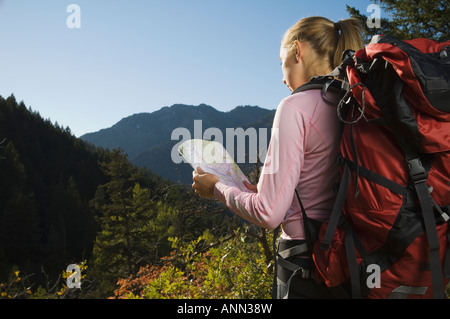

{"left": 178, "top": 139, "right": 251, "bottom": 192}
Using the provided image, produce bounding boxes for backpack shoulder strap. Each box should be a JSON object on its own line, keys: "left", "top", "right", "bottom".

{"left": 292, "top": 47, "right": 356, "bottom": 96}
{"left": 291, "top": 75, "right": 346, "bottom": 96}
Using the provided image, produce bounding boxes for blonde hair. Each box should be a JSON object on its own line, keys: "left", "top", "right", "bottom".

{"left": 282, "top": 16, "right": 364, "bottom": 76}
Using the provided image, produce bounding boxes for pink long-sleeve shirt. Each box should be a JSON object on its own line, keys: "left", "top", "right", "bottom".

{"left": 213, "top": 89, "right": 341, "bottom": 240}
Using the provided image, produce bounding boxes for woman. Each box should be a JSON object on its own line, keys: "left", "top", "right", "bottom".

{"left": 192, "top": 16, "right": 364, "bottom": 298}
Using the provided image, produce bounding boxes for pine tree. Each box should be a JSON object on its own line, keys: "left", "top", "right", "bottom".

{"left": 0, "top": 141, "right": 42, "bottom": 279}
{"left": 90, "top": 149, "right": 136, "bottom": 293}
{"left": 90, "top": 148, "right": 175, "bottom": 296}
{"left": 347, "top": 0, "right": 449, "bottom": 43}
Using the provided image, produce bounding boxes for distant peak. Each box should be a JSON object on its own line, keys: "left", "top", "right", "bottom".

{"left": 230, "top": 105, "right": 261, "bottom": 111}
{"left": 166, "top": 103, "right": 214, "bottom": 109}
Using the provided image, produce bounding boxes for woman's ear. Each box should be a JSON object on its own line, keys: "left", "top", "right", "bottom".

{"left": 293, "top": 40, "right": 303, "bottom": 63}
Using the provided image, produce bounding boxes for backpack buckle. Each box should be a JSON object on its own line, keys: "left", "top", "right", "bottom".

{"left": 407, "top": 158, "right": 427, "bottom": 184}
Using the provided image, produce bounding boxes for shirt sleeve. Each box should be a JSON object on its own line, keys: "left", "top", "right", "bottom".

{"left": 213, "top": 98, "right": 309, "bottom": 230}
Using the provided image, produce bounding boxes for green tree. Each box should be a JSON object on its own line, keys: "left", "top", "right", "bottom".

{"left": 43, "top": 176, "right": 96, "bottom": 276}
{"left": 131, "top": 184, "right": 178, "bottom": 263}
{"left": 90, "top": 148, "right": 177, "bottom": 296}
{"left": 90, "top": 149, "right": 139, "bottom": 295}
{"left": 347, "top": 0, "right": 449, "bottom": 43}
{"left": 0, "top": 193, "right": 41, "bottom": 278}
{"left": 0, "top": 141, "right": 41, "bottom": 279}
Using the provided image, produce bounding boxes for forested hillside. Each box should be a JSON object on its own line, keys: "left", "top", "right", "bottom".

{"left": 0, "top": 94, "right": 106, "bottom": 282}
{"left": 0, "top": 94, "right": 272, "bottom": 299}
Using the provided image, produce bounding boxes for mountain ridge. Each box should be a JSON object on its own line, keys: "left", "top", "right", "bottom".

{"left": 81, "top": 103, "right": 276, "bottom": 184}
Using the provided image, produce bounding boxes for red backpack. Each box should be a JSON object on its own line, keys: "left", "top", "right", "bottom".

{"left": 304, "top": 35, "right": 450, "bottom": 299}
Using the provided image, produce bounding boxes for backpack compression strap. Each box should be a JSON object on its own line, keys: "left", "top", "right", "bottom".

{"left": 366, "top": 57, "right": 446, "bottom": 299}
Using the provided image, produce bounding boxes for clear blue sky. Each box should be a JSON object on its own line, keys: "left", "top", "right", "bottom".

{"left": 0, "top": 0, "right": 375, "bottom": 137}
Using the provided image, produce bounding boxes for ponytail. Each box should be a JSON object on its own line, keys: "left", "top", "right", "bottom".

{"left": 332, "top": 19, "right": 364, "bottom": 68}
{"left": 282, "top": 16, "right": 364, "bottom": 73}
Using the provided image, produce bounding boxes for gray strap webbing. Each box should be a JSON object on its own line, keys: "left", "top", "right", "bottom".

{"left": 278, "top": 243, "right": 309, "bottom": 260}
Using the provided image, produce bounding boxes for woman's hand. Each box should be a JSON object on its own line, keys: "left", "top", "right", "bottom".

{"left": 192, "top": 167, "right": 258, "bottom": 198}
{"left": 192, "top": 167, "right": 220, "bottom": 198}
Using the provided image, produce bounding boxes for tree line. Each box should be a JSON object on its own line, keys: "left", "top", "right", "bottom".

{"left": 0, "top": 94, "right": 261, "bottom": 298}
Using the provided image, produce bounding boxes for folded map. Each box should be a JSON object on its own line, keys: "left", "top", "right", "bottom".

{"left": 178, "top": 139, "right": 250, "bottom": 192}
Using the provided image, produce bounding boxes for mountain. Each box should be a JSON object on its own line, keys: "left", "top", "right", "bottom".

{"left": 81, "top": 104, "right": 276, "bottom": 184}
